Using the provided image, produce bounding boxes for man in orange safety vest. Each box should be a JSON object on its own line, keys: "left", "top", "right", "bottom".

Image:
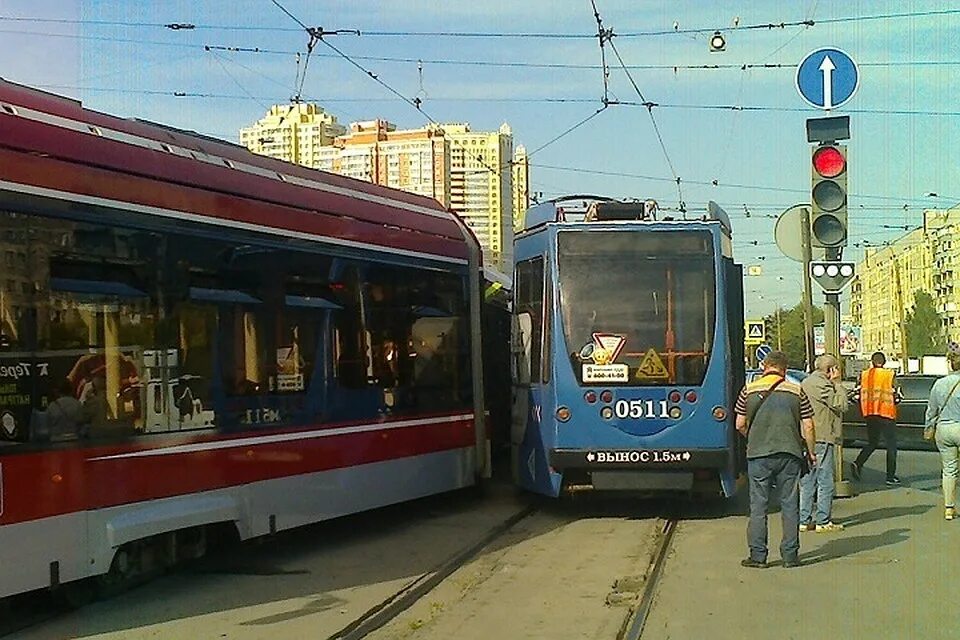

{"left": 851, "top": 351, "right": 901, "bottom": 485}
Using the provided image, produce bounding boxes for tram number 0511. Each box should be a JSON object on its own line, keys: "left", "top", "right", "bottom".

{"left": 614, "top": 399, "right": 669, "bottom": 419}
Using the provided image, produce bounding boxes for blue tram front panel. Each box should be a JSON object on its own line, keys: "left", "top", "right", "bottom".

{"left": 512, "top": 209, "right": 740, "bottom": 498}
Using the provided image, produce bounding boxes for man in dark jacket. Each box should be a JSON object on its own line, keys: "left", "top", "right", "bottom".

{"left": 735, "top": 351, "right": 816, "bottom": 569}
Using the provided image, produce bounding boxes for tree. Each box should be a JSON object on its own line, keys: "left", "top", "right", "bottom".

{"left": 904, "top": 290, "right": 946, "bottom": 357}
{"left": 764, "top": 303, "right": 824, "bottom": 370}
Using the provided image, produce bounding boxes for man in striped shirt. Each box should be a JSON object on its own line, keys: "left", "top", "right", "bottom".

{"left": 735, "top": 351, "right": 817, "bottom": 569}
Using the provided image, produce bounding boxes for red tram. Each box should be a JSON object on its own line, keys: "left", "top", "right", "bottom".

{"left": 0, "top": 80, "right": 487, "bottom": 599}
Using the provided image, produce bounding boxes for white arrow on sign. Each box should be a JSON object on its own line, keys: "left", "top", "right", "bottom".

{"left": 819, "top": 55, "right": 836, "bottom": 110}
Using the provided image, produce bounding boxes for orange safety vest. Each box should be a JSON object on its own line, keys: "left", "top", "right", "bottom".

{"left": 860, "top": 367, "right": 896, "bottom": 419}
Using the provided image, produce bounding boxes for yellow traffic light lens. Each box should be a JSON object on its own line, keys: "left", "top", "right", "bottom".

{"left": 812, "top": 180, "right": 845, "bottom": 212}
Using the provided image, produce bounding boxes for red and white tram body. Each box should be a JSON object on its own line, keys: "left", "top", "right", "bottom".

{"left": 0, "top": 81, "right": 486, "bottom": 599}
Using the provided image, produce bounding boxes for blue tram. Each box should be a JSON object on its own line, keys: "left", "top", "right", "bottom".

{"left": 511, "top": 196, "right": 745, "bottom": 497}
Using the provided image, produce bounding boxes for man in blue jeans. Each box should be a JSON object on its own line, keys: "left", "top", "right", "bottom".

{"left": 800, "top": 354, "right": 849, "bottom": 532}
{"left": 735, "top": 351, "right": 817, "bottom": 569}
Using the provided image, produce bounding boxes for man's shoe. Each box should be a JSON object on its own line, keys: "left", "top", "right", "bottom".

{"left": 799, "top": 522, "right": 816, "bottom": 532}
{"left": 782, "top": 558, "right": 802, "bottom": 568}
{"left": 850, "top": 462, "right": 862, "bottom": 480}
{"left": 885, "top": 476, "right": 902, "bottom": 486}
{"left": 815, "top": 522, "right": 844, "bottom": 532}
{"left": 740, "top": 558, "right": 767, "bottom": 569}
{"left": 946, "top": 506, "right": 956, "bottom": 521}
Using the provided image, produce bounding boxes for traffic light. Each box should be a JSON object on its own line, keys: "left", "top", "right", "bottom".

{"left": 810, "top": 261, "right": 855, "bottom": 294}
{"left": 810, "top": 143, "right": 848, "bottom": 248}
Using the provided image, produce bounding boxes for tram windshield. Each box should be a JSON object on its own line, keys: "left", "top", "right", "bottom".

{"left": 557, "top": 230, "right": 716, "bottom": 386}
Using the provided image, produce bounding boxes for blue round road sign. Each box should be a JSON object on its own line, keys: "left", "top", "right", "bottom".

{"left": 796, "top": 48, "right": 859, "bottom": 110}
{"left": 756, "top": 344, "right": 772, "bottom": 362}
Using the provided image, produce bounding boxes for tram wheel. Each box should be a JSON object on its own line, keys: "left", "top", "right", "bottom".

{"left": 55, "top": 579, "right": 97, "bottom": 610}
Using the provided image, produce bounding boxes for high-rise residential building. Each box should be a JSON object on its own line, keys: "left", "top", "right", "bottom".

{"left": 443, "top": 123, "right": 515, "bottom": 271}
{"left": 850, "top": 206, "right": 960, "bottom": 355}
{"left": 850, "top": 227, "right": 931, "bottom": 356}
{"left": 239, "top": 103, "right": 346, "bottom": 165}
{"left": 240, "top": 109, "right": 521, "bottom": 271}
{"left": 512, "top": 145, "right": 530, "bottom": 232}
{"left": 926, "top": 205, "right": 960, "bottom": 343}
{"left": 314, "top": 120, "right": 451, "bottom": 207}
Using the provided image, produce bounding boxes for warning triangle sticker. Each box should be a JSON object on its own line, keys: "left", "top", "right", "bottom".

{"left": 748, "top": 323, "right": 764, "bottom": 338}
{"left": 636, "top": 348, "right": 669, "bottom": 379}
{"left": 592, "top": 333, "right": 626, "bottom": 363}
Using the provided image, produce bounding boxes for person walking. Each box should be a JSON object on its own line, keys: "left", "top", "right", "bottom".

{"left": 735, "top": 350, "right": 817, "bottom": 569}
{"left": 799, "top": 354, "right": 849, "bottom": 532}
{"left": 924, "top": 343, "right": 960, "bottom": 520}
{"left": 852, "top": 352, "right": 901, "bottom": 485}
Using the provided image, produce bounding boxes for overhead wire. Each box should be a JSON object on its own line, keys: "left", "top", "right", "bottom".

{"left": 7, "top": 27, "right": 960, "bottom": 74}
{"left": 5, "top": 7, "right": 960, "bottom": 36}
{"left": 591, "top": 1, "right": 684, "bottom": 210}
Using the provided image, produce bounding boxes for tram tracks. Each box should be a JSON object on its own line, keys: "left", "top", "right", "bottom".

{"left": 327, "top": 504, "right": 537, "bottom": 640}
{"left": 617, "top": 516, "right": 680, "bottom": 640}
{"left": 4, "top": 500, "right": 682, "bottom": 640}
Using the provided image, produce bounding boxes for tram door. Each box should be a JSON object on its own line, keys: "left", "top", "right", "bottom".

{"left": 511, "top": 256, "right": 546, "bottom": 490}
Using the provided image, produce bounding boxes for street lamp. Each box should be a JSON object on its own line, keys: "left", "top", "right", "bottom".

{"left": 709, "top": 31, "right": 726, "bottom": 52}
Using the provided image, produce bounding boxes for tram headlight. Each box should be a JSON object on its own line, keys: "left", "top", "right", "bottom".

{"left": 669, "top": 406, "right": 682, "bottom": 419}
{"left": 601, "top": 407, "right": 614, "bottom": 420}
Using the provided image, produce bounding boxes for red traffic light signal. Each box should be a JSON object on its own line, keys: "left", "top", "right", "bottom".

{"left": 810, "top": 143, "right": 848, "bottom": 248}
{"left": 812, "top": 145, "right": 846, "bottom": 178}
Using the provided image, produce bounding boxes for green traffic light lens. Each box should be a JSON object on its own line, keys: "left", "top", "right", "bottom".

{"left": 812, "top": 214, "right": 846, "bottom": 246}
{"left": 812, "top": 180, "right": 845, "bottom": 212}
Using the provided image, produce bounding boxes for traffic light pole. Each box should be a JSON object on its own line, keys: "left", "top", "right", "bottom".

{"left": 826, "top": 247, "right": 853, "bottom": 498}
{"left": 807, "top": 116, "right": 854, "bottom": 497}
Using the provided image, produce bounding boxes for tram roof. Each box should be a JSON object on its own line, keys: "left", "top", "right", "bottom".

{"left": 0, "top": 79, "right": 477, "bottom": 264}
{"left": 520, "top": 196, "right": 732, "bottom": 236}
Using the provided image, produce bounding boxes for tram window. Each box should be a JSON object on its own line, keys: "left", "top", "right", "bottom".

{"left": 0, "top": 211, "right": 164, "bottom": 442}
{"left": 514, "top": 257, "right": 545, "bottom": 384}
{"left": 350, "top": 267, "right": 471, "bottom": 413}
{"left": 332, "top": 268, "right": 367, "bottom": 389}
{"left": 173, "top": 303, "right": 217, "bottom": 429}
{"left": 557, "top": 231, "right": 716, "bottom": 386}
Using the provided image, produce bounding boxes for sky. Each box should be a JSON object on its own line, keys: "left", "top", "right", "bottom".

{"left": 1, "top": 0, "right": 959, "bottom": 320}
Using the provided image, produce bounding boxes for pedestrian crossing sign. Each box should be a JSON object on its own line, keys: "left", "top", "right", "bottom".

{"left": 745, "top": 320, "right": 765, "bottom": 345}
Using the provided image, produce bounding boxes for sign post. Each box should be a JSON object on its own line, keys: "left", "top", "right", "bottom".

{"left": 798, "top": 47, "right": 859, "bottom": 499}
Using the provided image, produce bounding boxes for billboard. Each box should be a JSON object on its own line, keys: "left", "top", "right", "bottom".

{"left": 813, "top": 324, "right": 862, "bottom": 357}
{"left": 840, "top": 325, "right": 862, "bottom": 356}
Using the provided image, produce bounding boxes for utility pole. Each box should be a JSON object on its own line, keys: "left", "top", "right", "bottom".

{"left": 800, "top": 207, "right": 815, "bottom": 370}
{"left": 776, "top": 307, "right": 783, "bottom": 350}
{"left": 894, "top": 258, "right": 909, "bottom": 368}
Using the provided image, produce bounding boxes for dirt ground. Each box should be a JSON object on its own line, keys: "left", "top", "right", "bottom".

{"left": 369, "top": 507, "right": 660, "bottom": 640}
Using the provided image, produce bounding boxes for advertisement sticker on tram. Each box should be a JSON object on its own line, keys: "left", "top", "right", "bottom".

{"left": 582, "top": 333, "right": 628, "bottom": 382}
{"left": 0, "top": 349, "right": 143, "bottom": 442}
